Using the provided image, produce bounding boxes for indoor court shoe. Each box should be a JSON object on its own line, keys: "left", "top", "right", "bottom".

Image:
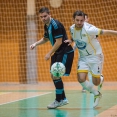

{"left": 93, "top": 91, "right": 102, "bottom": 108}
{"left": 47, "top": 100, "right": 62, "bottom": 109}
{"left": 59, "top": 98, "right": 69, "bottom": 106}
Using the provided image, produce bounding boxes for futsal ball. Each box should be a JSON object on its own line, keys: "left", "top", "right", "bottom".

{"left": 51, "top": 62, "right": 66, "bottom": 77}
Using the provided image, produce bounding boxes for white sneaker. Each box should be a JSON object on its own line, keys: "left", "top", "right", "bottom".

{"left": 47, "top": 100, "right": 62, "bottom": 109}
{"left": 93, "top": 91, "right": 102, "bottom": 108}
{"left": 60, "top": 99, "right": 69, "bottom": 106}
{"left": 82, "top": 87, "right": 86, "bottom": 92}
{"left": 98, "top": 74, "right": 104, "bottom": 91}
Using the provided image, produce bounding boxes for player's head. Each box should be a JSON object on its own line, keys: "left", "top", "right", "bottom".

{"left": 39, "top": 7, "right": 51, "bottom": 25}
{"left": 73, "top": 10, "right": 85, "bottom": 28}
{"left": 84, "top": 13, "right": 89, "bottom": 22}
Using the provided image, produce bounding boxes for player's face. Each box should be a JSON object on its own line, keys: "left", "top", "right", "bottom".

{"left": 39, "top": 12, "right": 51, "bottom": 25}
{"left": 73, "top": 16, "right": 85, "bottom": 28}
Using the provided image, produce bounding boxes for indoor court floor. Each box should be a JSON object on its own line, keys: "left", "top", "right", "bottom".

{"left": 0, "top": 82, "right": 117, "bottom": 117}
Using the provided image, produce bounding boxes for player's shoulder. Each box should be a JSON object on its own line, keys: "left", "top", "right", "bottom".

{"left": 51, "top": 18, "right": 63, "bottom": 29}
{"left": 70, "top": 24, "right": 75, "bottom": 31}
{"left": 84, "top": 22, "right": 95, "bottom": 28}
{"left": 83, "top": 22, "right": 97, "bottom": 31}
{"left": 70, "top": 24, "right": 75, "bottom": 29}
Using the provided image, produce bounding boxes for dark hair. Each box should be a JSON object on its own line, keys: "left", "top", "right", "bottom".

{"left": 39, "top": 7, "right": 50, "bottom": 14}
{"left": 73, "top": 10, "right": 85, "bottom": 19}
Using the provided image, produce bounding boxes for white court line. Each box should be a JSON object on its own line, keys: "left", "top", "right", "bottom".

{"left": 0, "top": 92, "right": 12, "bottom": 95}
{"left": 0, "top": 92, "right": 52, "bottom": 106}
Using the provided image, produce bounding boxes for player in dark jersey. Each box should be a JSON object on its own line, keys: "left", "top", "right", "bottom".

{"left": 30, "top": 7, "right": 74, "bottom": 109}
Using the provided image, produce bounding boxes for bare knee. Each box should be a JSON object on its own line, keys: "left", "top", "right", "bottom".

{"left": 77, "top": 73, "right": 87, "bottom": 83}
{"left": 92, "top": 77, "right": 100, "bottom": 86}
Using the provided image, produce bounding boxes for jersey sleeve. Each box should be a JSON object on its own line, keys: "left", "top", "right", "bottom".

{"left": 53, "top": 26, "right": 63, "bottom": 39}
{"left": 86, "top": 25, "right": 102, "bottom": 36}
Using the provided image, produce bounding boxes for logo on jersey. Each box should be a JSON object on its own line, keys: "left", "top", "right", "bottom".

{"left": 75, "top": 40, "right": 87, "bottom": 50}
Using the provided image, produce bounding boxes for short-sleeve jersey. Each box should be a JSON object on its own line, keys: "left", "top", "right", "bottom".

{"left": 70, "top": 22, "right": 102, "bottom": 56}
{"left": 44, "top": 18, "right": 73, "bottom": 54}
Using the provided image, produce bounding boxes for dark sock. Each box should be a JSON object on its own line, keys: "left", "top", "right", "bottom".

{"left": 62, "top": 90, "right": 66, "bottom": 100}
{"left": 53, "top": 78, "right": 66, "bottom": 102}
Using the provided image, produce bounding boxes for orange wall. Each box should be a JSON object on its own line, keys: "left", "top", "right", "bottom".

{"left": 0, "top": 0, "right": 117, "bottom": 83}
{"left": 0, "top": 0, "right": 27, "bottom": 83}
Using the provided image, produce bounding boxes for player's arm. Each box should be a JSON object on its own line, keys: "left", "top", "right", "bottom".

{"left": 30, "top": 37, "right": 49, "bottom": 49}
{"left": 64, "top": 28, "right": 74, "bottom": 45}
{"left": 45, "top": 38, "right": 62, "bottom": 60}
{"left": 47, "top": 38, "right": 62, "bottom": 55}
{"left": 100, "top": 30, "right": 117, "bottom": 36}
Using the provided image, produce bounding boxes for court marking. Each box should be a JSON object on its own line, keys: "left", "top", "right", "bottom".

{"left": 0, "top": 92, "right": 52, "bottom": 106}
{"left": 0, "top": 92, "right": 11, "bottom": 95}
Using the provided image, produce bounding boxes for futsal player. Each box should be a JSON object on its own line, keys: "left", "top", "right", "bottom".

{"left": 73, "top": 13, "right": 104, "bottom": 93}
{"left": 30, "top": 7, "right": 74, "bottom": 109}
{"left": 65, "top": 10, "right": 117, "bottom": 108}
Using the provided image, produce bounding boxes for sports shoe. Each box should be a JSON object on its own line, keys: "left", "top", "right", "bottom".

{"left": 93, "top": 91, "right": 102, "bottom": 108}
{"left": 47, "top": 100, "right": 63, "bottom": 109}
{"left": 82, "top": 87, "right": 86, "bottom": 92}
{"left": 59, "top": 98, "right": 69, "bottom": 106}
{"left": 98, "top": 74, "right": 104, "bottom": 91}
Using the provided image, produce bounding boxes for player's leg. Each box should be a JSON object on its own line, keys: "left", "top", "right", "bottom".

{"left": 98, "top": 54, "right": 104, "bottom": 91}
{"left": 47, "top": 51, "right": 74, "bottom": 109}
{"left": 77, "top": 57, "right": 97, "bottom": 94}
{"left": 78, "top": 56, "right": 101, "bottom": 106}
{"left": 98, "top": 74, "right": 104, "bottom": 91}
{"left": 88, "top": 71, "right": 93, "bottom": 83}
{"left": 60, "top": 51, "right": 74, "bottom": 106}
{"left": 82, "top": 71, "right": 93, "bottom": 92}
{"left": 87, "top": 71, "right": 104, "bottom": 92}
{"left": 92, "top": 75, "right": 102, "bottom": 108}
{"left": 89, "top": 54, "right": 104, "bottom": 108}
{"left": 47, "top": 53, "right": 64, "bottom": 109}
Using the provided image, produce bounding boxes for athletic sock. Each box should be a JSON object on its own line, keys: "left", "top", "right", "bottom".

{"left": 80, "top": 80, "right": 99, "bottom": 95}
{"left": 53, "top": 78, "right": 65, "bottom": 102}
{"left": 62, "top": 91, "right": 66, "bottom": 100}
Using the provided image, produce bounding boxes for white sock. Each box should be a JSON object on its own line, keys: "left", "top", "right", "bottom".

{"left": 81, "top": 80, "right": 99, "bottom": 95}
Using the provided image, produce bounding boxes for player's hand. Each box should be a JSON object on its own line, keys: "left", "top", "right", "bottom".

{"left": 45, "top": 53, "right": 51, "bottom": 60}
{"left": 64, "top": 39, "right": 72, "bottom": 46}
{"left": 30, "top": 43, "right": 36, "bottom": 50}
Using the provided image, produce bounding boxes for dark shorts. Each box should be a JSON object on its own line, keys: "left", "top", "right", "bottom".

{"left": 51, "top": 51, "right": 74, "bottom": 76}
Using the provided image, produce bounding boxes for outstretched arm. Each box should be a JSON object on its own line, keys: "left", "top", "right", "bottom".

{"left": 101, "top": 30, "right": 117, "bottom": 36}
{"left": 30, "top": 38, "right": 49, "bottom": 49}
